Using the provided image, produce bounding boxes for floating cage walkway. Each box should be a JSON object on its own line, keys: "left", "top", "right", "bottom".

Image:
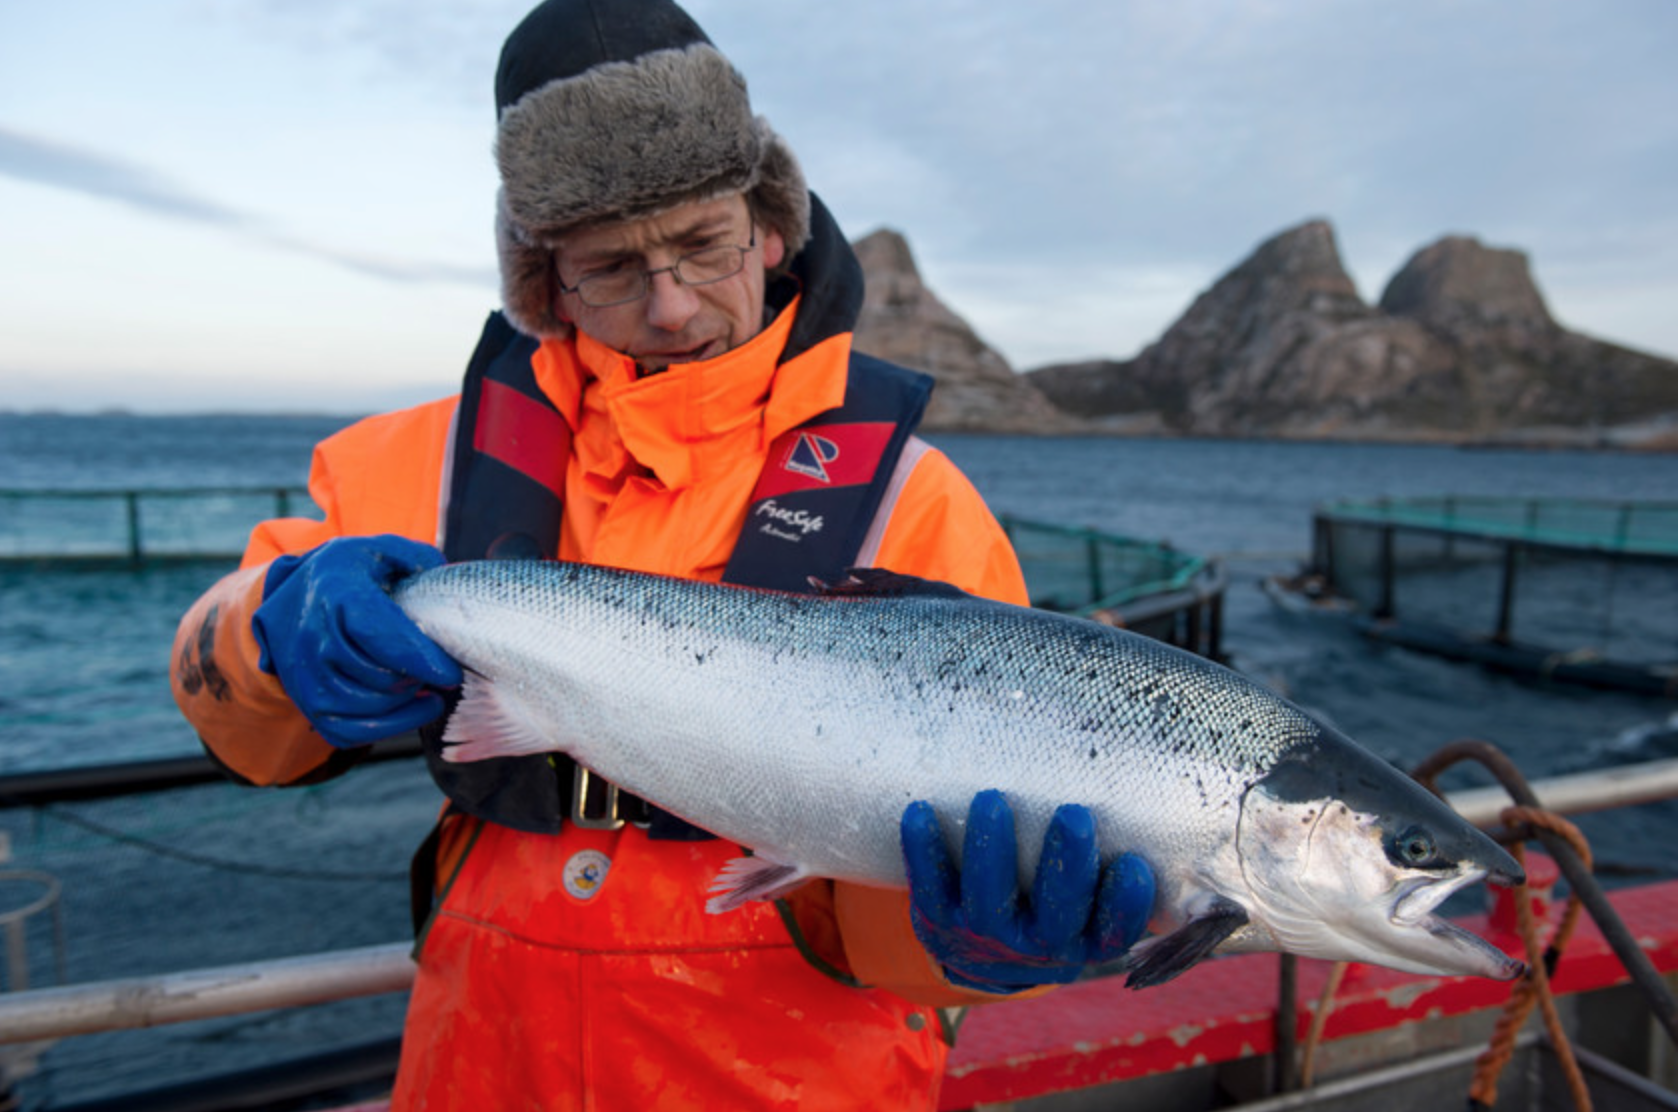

{"left": 0, "top": 487, "right": 313, "bottom": 567}
{"left": 1305, "top": 496, "right": 1676, "bottom": 695}
{"left": 999, "top": 516, "right": 1226, "bottom": 661}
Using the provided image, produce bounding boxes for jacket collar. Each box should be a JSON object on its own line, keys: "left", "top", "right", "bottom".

{"left": 526, "top": 189, "right": 860, "bottom": 492}
{"left": 531, "top": 294, "right": 848, "bottom": 492}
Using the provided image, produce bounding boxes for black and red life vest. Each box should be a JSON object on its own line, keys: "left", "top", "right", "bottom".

{"left": 421, "top": 310, "right": 932, "bottom": 835}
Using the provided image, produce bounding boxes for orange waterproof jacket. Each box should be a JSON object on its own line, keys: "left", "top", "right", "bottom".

{"left": 172, "top": 211, "right": 1031, "bottom": 1109}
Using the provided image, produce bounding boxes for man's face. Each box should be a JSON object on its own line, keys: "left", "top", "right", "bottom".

{"left": 552, "top": 196, "right": 786, "bottom": 373}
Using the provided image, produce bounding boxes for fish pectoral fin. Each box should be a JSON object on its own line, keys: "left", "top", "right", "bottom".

{"left": 808, "top": 568, "right": 971, "bottom": 600}
{"left": 1122, "top": 900, "right": 1249, "bottom": 989}
{"left": 705, "top": 855, "right": 813, "bottom": 914}
{"left": 438, "top": 669, "right": 556, "bottom": 763}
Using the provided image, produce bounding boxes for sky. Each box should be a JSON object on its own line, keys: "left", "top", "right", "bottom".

{"left": 1, "top": 1, "right": 1674, "bottom": 415}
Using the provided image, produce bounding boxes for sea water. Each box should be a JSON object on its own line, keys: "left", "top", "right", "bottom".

{"left": 0, "top": 413, "right": 1674, "bottom": 1104}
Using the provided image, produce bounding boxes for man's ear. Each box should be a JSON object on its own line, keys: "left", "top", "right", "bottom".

{"left": 762, "top": 226, "right": 786, "bottom": 271}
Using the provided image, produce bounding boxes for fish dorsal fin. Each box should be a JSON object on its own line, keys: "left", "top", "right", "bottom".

{"left": 1122, "top": 899, "right": 1249, "bottom": 989}
{"left": 808, "top": 567, "right": 970, "bottom": 600}
{"left": 706, "top": 855, "right": 813, "bottom": 913}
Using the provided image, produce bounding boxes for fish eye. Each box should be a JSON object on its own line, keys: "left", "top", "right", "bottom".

{"left": 1387, "top": 824, "right": 1442, "bottom": 869}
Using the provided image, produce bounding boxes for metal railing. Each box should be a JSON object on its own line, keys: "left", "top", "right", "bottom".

{"left": 1305, "top": 496, "right": 1677, "bottom": 693}
{"left": 0, "top": 486, "right": 313, "bottom": 566}
{"left": 1001, "top": 516, "right": 1213, "bottom": 615}
{"left": 1001, "top": 516, "right": 1227, "bottom": 660}
{"left": 1316, "top": 496, "right": 1677, "bottom": 560}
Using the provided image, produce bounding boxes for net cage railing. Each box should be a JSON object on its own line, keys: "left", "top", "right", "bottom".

{"left": 1312, "top": 497, "right": 1677, "bottom": 668}
{"left": 0, "top": 490, "right": 1222, "bottom": 612}
{"left": 999, "top": 516, "right": 1210, "bottom": 616}
{"left": 0, "top": 487, "right": 315, "bottom": 565}
{"left": 1317, "top": 496, "right": 1676, "bottom": 559}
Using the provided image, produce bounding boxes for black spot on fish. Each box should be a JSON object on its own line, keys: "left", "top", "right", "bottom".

{"left": 1088, "top": 746, "right": 1098, "bottom": 760}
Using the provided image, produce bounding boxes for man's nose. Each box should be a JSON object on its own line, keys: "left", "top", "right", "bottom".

{"left": 644, "top": 267, "right": 701, "bottom": 331}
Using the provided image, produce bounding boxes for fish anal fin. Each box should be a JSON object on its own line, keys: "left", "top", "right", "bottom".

{"left": 809, "top": 568, "right": 970, "bottom": 600}
{"left": 706, "top": 855, "right": 812, "bottom": 914}
{"left": 439, "top": 670, "right": 556, "bottom": 764}
{"left": 1123, "top": 900, "right": 1249, "bottom": 989}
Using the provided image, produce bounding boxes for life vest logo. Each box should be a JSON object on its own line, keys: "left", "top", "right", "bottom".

{"left": 562, "top": 849, "right": 611, "bottom": 901}
{"left": 755, "top": 499, "right": 824, "bottom": 541}
{"left": 784, "top": 432, "right": 841, "bottom": 483}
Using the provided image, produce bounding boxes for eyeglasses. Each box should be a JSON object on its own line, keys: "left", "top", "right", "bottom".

{"left": 557, "top": 228, "right": 758, "bottom": 308}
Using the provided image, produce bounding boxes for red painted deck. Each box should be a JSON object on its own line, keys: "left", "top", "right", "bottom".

{"left": 326, "top": 878, "right": 1675, "bottom": 1110}
{"left": 938, "top": 878, "right": 1677, "bottom": 1108}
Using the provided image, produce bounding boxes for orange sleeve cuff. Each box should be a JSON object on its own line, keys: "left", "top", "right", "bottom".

{"left": 831, "top": 883, "right": 1057, "bottom": 1008}
{"left": 170, "top": 564, "right": 338, "bottom": 785}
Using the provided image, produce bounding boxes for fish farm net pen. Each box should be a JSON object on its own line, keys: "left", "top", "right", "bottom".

{"left": 0, "top": 753, "right": 438, "bottom": 1101}
{"left": 1306, "top": 495, "right": 1677, "bottom": 695}
{"left": 0, "top": 487, "right": 315, "bottom": 567}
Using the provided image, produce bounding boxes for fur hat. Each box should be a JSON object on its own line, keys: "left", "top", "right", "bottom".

{"left": 493, "top": 0, "right": 810, "bottom": 338}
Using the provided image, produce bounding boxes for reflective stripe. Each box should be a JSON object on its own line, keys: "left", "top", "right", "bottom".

{"left": 434, "top": 404, "right": 458, "bottom": 547}
{"left": 471, "top": 378, "right": 569, "bottom": 498}
{"left": 853, "top": 435, "right": 931, "bottom": 568}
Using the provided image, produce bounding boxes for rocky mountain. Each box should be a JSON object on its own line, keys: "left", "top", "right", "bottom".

{"left": 849, "top": 230, "right": 1077, "bottom": 433}
{"left": 1024, "top": 221, "right": 1677, "bottom": 446}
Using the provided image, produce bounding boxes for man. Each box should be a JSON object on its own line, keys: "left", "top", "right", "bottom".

{"left": 171, "top": 1, "right": 1153, "bottom": 1106}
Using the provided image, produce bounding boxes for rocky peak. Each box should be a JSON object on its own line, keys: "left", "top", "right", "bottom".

{"left": 1187, "top": 220, "right": 1367, "bottom": 326}
{"left": 1379, "top": 236, "right": 1556, "bottom": 338}
{"left": 1150, "top": 221, "right": 1375, "bottom": 376}
{"left": 853, "top": 228, "right": 923, "bottom": 285}
{"left": 1024, "top": 218, "right": 1676, "bottom": 446}
{"left": 1240, "top": 219, "right": 1364, "bottom": 303}
{"left": 850, "top": 228, "right": 1072, "bottom": 432}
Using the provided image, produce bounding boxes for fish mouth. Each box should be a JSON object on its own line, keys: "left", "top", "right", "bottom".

{"left": 1392, "top": 867, "right": 1486, "bottom": 926}
{"left": 1390, "top": 868, "right": 1526, "bottom": 981}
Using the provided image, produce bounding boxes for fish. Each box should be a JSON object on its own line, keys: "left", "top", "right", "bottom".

{"left": 392, "top": 559, "right": 1526, "bottom": 987}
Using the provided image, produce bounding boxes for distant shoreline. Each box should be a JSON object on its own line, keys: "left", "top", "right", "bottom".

{"left": 5, "top": 408, "right": 1674, "bottom": 454}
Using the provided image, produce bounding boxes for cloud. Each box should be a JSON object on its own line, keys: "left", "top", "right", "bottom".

{"left": 0, "top": 123, "right": 493, "bottom": 289}
{"left": 259, "top": 234, "right": 496, "bottom": 287}
{"left": 0, "top": 125, "right": 252, "bottom": 227}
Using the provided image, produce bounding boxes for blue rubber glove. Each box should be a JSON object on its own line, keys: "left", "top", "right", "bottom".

{"left": 252, "top": 535, "right": 462, "bottom": 748}
{"left": 902, "top": 790, "right": 1155, "bottom": 994}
